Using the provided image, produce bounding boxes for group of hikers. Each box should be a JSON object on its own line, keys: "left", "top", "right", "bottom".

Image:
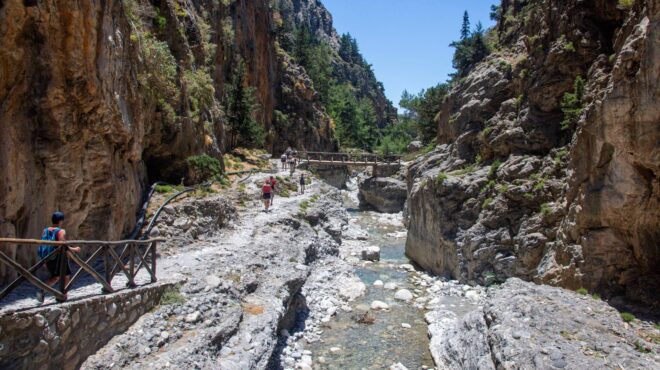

{"left": 262, "top": 150, "right": 307, "bottom": 212}
{"left": 280, "top": 148, "right": 300, "bottom": 176}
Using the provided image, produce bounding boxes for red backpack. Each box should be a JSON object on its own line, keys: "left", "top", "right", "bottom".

{"left": 262, "top": 184, "right": 272, "bottom": 193}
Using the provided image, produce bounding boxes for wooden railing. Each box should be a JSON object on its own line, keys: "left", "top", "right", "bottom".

{"left": 0, "top": 238, "right": 163, "bottom": 303}
{"left": 301, "top": 151, "right": 401, "bottom": 166}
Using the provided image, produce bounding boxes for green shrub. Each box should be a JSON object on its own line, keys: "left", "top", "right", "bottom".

{"left": 482, "top": 197, "right": 493, "bottom": 208}
{"left": 187, "top": 154, "right": 222, "bottom": 183}
{"left": 451, "top": 165, "right": 476, "bottom": 176}
{"left": 619, "top": 0, "right": 635, "bottom": 9}
{"left": 621, "top": 312, "right": 635, "bottom": 323}
{"left": 482, "top": 126, "right": 493, "bottom": 137}
{"left": 160, "top": 286, "right": 185, "bottom": 306}
{"left": 554, "top": 149, "right": 568, "bottom": 166}
{"left": 561, "top": 76, "right": 585, "bottom": 131}
{"left": 634, "top": 341, "right": 650, "bottom": 353}
{"left": 576, "top": 287, "right": 588, "bottom": 295}
{"left": 435, "top": 172, "right": 448, "bottom": 185}
{"left": 139, "top": 34, "right": 178, "bottom": 105}
{"left": 564, "top": 41, "right": 576, "bottom": 53}
{"left": 183, "top": 68, "right": 215, "bottom": 118}
{"left": 488, "top": 160, "right": 501, "bottom": 179}
{"left": 540, "top": 203, "right": 551, "bottom": 216}
{"left": 155, "top": 184, "right": 174, "bottom": 193}
{"left": 592, "top": 293, "right": 601, "bottom": 300}
{"left": 496, "top": 183, "right": 509, "bottom": 193}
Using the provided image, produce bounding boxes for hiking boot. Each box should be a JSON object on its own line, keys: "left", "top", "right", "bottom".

{"left": 36, "top": 290, "right": 45, "bottom": 304}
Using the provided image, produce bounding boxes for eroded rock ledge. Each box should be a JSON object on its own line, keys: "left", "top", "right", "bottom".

{"left": 427, "top": 278, "right": 660, "bottom": 369}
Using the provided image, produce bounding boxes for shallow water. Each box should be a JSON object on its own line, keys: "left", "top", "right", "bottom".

{"left": 306, "top": 187, "right": 435, "bottom": 369}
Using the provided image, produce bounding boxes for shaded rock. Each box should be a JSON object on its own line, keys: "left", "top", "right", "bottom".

{"left": 358, "top": 177, "right": 407, "bottom": 213}
{"left": 361, "top": 246, "right": 381, "bottom": 262}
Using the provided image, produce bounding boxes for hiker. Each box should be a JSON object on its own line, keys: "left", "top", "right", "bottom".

{"left": 269, "top": 175, "right": 278, "bottom": 205}
{"left": 281, "top": 153, "right": 288, "bottom": 170}
{"left": 299, "top": 174, "right": 306, "bottom": 194}
{"left": 288, "top": 155, "right": 296, "bottom": 176}
{"left": 262, "top": 179, "right": 272, "bottom": 212}
{"left": 36, "top": 211, "right": 80, "bottom": 303}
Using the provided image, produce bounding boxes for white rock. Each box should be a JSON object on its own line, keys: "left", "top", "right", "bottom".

{"left": 390, "top": 363, "right": 409, "bottom": 370}
{"left": 160, "top": 331, "right": 170, "bottom": 340}
{"left": 399, "top": 264, "right": 415, "bottom": 271}
{"left": 373, "top": 280, "right": 384, "bottom": 287}
{"left": 326, "top": 306, "right": 337, "bottom": 316}
{"left": 394, "top": 289, "right": 414, "bottom": 301}
{"left": 370, "top": 300, "right": 389, "bottom": 310}
{"left": 465, "top": 290, "right": 480, "bottom": 301}
{"left": 330, "top": 347, "right": 341, "bottom": 353}
{"left": 401, "top": 323, "right": 412, "bottom": 329}
{"left": 184, "top": 311, "right": 201, "bottom": 323}
{"left": 205, "top": 275, "right": 222, "bottom": 289}
{"left": 384, "top": 282, "right": 397, "bottom": 290}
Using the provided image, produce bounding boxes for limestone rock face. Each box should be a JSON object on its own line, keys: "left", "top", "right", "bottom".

{"left": 358, "top": 177, "right": 407, "bottom": 213}
{"left": 428, "top": 279, "right": 660, "bottom": 369}
{"left": 405, "top": 0, "right": 659, "bottom": 305}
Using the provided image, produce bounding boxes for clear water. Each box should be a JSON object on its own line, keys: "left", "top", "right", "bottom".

{"left": 306, "top": 190, "right": 434, "bottom": 369}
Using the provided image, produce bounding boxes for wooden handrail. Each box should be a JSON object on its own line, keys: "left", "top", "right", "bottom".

{"left": 0, "top": 238, "right": 165, "bottom": 246}
{"left": 0, "top": 238, "right": 161, "bottom": 303}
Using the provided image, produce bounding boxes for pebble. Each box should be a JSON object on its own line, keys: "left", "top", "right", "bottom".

{"left": 184, "top": 311, "right": 201, "bottom": 323}
{"left": 373, "top": 280, "right": 384, "bottom": 287}
{"left": 401, "top": 323, "right": 412, "bottom": 329}
{"left": 394, "top": 289, "right": 414, "bottom": 301}
{"left": 330, "top": 347, "right": 341, "bottom": 353}
{"left": 371, "top": 300, "right": 389, "bottom": 310}
{"left": 384, "top": 282, "right": 397, "bottom": 290}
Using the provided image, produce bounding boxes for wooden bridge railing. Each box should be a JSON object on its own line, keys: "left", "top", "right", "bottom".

{"left": 0, "top": 238, "right": 163, "bottom": 303}
{"left": 300, "top": 151, "right": 402, "bottom": 166}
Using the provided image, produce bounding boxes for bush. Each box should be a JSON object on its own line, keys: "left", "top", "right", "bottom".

{"left": 155, "top": 184, "right": 176, "bottom": 193}
{"left": 621, "top": 312, "right": 635, "bottom": 323}
{"left": 435, "top": 172, "right": 448, "bottom": 185}
{"left": 619, "top": 0, "right": 635, "bottom": 9}
{"left": 576, "top": 287, "right": 588, "bottom": 295}
{"left": 591, "top": 293, "right": 601, "bottom": 300}
{"left": 187, "top": 154, "right": 222, "bottom": 183}
{"left": 139, "top": 34, "right": 178, "bottom": 105}
{"left": 160, "top": 286, "right": 185, "bottom": 306}
{"left": 183, "top": 68, "right": 215, "bottom": 118}
{"left": 482, "top": 197, "right": 493, "bottom": 208}
{"left": 540, "top": 203, "right": 551, "bottom": 216}
{"left": 561, "top": 76, "right": 585, "bottom": 131}
{"left": 488, "top": 160, "right": 501, "bottom": 179}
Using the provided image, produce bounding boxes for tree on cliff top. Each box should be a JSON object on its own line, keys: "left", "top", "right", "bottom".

{"left": 450, "top": 12, "right": 491, "bottom": 78}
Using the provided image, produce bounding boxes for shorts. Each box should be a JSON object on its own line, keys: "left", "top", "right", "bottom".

{"left": 46, "top": 253, "right": 71, "bottom": 278}
{"left": 263, "top": 193, "right": 271, "bottom": 200}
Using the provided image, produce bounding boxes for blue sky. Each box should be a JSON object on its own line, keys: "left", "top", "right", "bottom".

{"left": 322, "top": 0, "right": 498, "bottom": 109}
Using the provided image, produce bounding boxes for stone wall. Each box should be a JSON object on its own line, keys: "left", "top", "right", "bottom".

{"left": 0, "top": 281, "right": 181, "bottom": 370}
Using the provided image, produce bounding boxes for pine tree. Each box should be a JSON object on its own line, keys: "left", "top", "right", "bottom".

{"left": 461, "top": 11, "right": 470, "bottom": 40}
{"left": 225, "top": 57, "right": 263, "bottom": 148}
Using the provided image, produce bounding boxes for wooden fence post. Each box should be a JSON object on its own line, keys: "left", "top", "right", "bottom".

{"left": 58, "top": 245, "right": 67, "bottom": 301}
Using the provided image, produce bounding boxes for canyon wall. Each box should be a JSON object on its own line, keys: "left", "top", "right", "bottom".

{"left": 0, "top": 0, "right": 358, "bottom": 284}
{"left": 405, "top": 0, "right": 659, "bottom": 305}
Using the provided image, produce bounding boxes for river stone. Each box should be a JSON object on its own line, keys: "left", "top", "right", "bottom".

{"left": 371, "top": 301, "right": 389, "bottom": 310}
{"left": 394, "top": 289, "right": 414, "bottom": 301}
{"left": 401, "top": 323, "right": 412, "bottom": 329}
{"left": 184, "top": 311, "right": 201, "bottom": 323}
{"left": 384, "top": 282, "right": 397, "bottom": 290}
{"left": 373, "top": 280, "right": 384, "bottom": 287}
{"left": 361, "top": 246, "right": 381, "bottom": 262}
{"left": 390, "top": 363, "right": 409, "bottom": 370}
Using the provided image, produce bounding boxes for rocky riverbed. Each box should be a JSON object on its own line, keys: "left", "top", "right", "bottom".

{"left": 77, "top": 163, "right": 659, "bottom": 370}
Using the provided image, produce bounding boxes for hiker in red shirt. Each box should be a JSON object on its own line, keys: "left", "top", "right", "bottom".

{"left": 269, "top": 176, "right": 277, "bottom": 206}
{"left": 262, "top": 180, "right": 272, "bottom": 212}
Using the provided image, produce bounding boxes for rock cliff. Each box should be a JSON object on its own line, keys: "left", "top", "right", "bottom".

{"left": 405, "top": 0, "right": 659, "bottom": 305}
{"left": 0, "top": 0, "right": 385, "bottom": 284}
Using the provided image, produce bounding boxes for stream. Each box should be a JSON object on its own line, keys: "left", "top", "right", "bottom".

{"left": 304, "top": 180, "right": 476, "bottom": 369}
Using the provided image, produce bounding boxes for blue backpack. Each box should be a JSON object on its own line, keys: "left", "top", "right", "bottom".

{"left": 38, "top": 227, "right": 61, "bottom": 260}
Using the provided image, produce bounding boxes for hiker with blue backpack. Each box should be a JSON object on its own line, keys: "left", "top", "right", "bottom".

{"left": 36, "top": 211, "right": 80, "bottom": 303}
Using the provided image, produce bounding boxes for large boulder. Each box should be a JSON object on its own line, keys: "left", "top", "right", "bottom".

{"left": 358, "top": 177, "right": 407, "bottom": 213}
{"left": 428, "top": 278, "right": 660, "bottom": 369}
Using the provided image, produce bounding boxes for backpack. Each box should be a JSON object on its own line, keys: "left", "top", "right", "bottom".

{"left": 38, "top": 227, "right": 61, "bottom": 260}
